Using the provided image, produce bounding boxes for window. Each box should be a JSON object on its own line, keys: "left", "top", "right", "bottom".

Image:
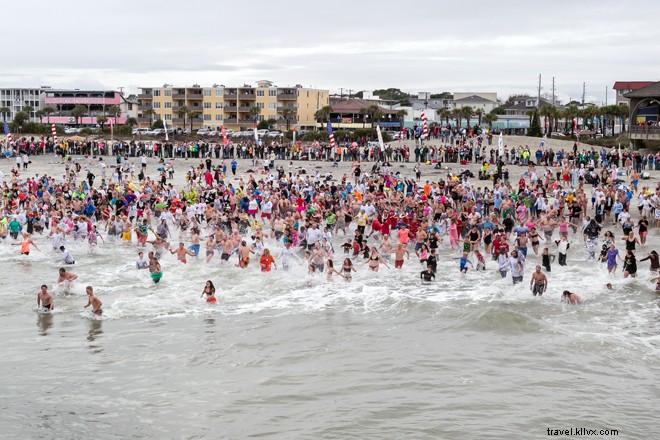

{"left": 269, "top": 90, "right": 277, "bottom": 97}
{"left": 203, "top": 90, "right": 211, "bottom": 97}
{"left": 257, "top": 90, "right": 265, "bottom": 97}
{"left": 164, "top": 114, "right": 172, "bottom": 120}
{"left": 216, "top": 102, "right": 223, "bottom": 109}
{"left": 216, "top": 89, "right": 223, "bottom": 97}
{"left": 164, "top": 102, "right": 172, "bottom": 109}
{"left": 215, "top": 114, "right": 223, "bottom": 121}
{"left": 153, "top": 90, "right": 161, "bottom": 97}
{"left": 268, "top": 102, "right": 276, "bottom": 109}
{"left": 203, "top": 114, "right": 211, "bottom": 121}
{"left": 153, "top": 102, "right": 161, "bottom": 109}
{"left": 257, "top": 102, "right": 265, "bottom": 109}
{"left": 164, "top": 89, "right": 172, "bottom": 97}
{"left": 203, "top": 102, "right": 211, "bottom": 109}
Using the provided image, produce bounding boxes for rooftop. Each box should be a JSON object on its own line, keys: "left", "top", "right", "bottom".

{"left": 613, "top": 81, "right": 654, "bottom": 90}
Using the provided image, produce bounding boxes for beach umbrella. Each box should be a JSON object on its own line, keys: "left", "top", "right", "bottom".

{"left": 616, "top": 184, "right": 629, "bottom": 191}
{"left": 351, "top": 142, "right": 358, "bottom": 147}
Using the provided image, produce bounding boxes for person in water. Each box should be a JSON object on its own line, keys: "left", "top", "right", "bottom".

{"left": 200, "top": 280, "right": 217, "bottom": 303}
{"left": 37, "top": 284, "right": 54, "bottom": 312}
{"left": 259, "top": 248, "right": 276, "bottom": 272}
{"left": 14, "top": 233, "right": 40, "bottom": 255}
{"left": 84, "top": 286, "right": 103, "bottom": 316}
{"left": 530, "top": 265, "right": 548, "bottom": 296}
{"left": 453, "top": 252, "right": 473, "bottom": 273}
{"left": 562, "top": 290, "right": 581, "bottom": 305}
{"left": 148, "top": 252, "right": 163, "bottom": 284}
{"left": 420, "top": 266, "right": 436, "bottom": 282}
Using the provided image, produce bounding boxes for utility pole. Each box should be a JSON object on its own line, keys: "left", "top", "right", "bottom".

{"left": 582, "top": 82, "right": 586, "bottom": 106}
{"left": 348, "top": 89, "right": 352, "bottom": 99}
{"left": 339, "top": 88, "right": 343, "bottom": 99}
{"left": 605, "top": 86, "right": 608, "bottom": 106}
{"left": 537, "top": 74, "right": 542, "bottom": 108}
{"left": 552, "top": 77, "right": 556, "bottom": 106}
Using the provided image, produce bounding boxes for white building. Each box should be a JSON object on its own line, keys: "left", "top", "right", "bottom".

{"left": 0, "top": 87, "right": 47, "bottom": 123}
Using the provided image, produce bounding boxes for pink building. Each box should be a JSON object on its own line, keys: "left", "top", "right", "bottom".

{"left": 40, "top": 89, "right": 131, "bottom": 125}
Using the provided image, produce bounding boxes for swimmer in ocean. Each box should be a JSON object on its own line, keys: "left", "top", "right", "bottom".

{"left": 83, "top": 286, "right": 103, "bottom": 316}
{"left": 37, "top": 284, "right": 54, "bottom": 312}
{"left": 148, "top": 251, "right": 163, "bottom": 284}
{"left": 420, "top": 266, "right": 435, "bottom": 282}
{"left": 530, "top": 265, "right": 548, "bottom": 296}
{"left": 453, "top": 252, "right": 473, "bottom": 273}
{"left": 200, "top": 280, "right": 217, "bottom": 303}
{"left": 170, "top": 242, "right": 196, "bottom": 264}
{"left": 562, "top": 290, "right": 582, "bottom": 305}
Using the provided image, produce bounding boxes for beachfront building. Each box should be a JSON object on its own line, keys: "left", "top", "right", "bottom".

{"left": 137, "top": 81, "right": 328, "bottom": 131}
{"left": 613, "top": 81, "right": 654, "bottom": 106}
{"left": 326, "top": 99, "right": 401, "bottom": 130}
{"left": 452, "top": 92, "right": 498, "bottom": 113}
{"left": 0, "top": 87, "right": 46, "bottom": 123}
{"left": 38, "top": 89, "right": 133, "bottom": 126}
{"left": 625, "top": 81, "right": 660, "bottom": 149}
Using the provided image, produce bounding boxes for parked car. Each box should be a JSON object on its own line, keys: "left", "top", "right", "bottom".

{"left": 64, "top": 127, "right": 79, "bottom": 134}
{"left": 207, "top": 130, "right": 220, "bottom": 137}
{"left": 148, "top": 128, "right": 165, "bottom": 136}
{"left": 389, "top": 131, "right": 403, "bottom": 140}
{"left": 266, "top": 130, "right": 283, "bottom": 138}
{"left": 196, "top": 128, "right": 211, "bottom": 136}
{"left": 133, "top": 128, "right": 150, "bottom": 136}
{"left": 550, "top": 132, "right": 565, "bottom": 137}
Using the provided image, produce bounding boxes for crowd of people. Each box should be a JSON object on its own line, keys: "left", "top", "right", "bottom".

{"left": 1, "top": 138, "right": 658, "bottom": 314}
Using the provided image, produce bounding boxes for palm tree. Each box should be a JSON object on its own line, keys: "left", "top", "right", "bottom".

{"left": 461, "top": 106, "right": 474, "bottom": 128}
{"left": 314, "top": 105, "right": 333, "bottom": 124}
{"left": 11, "top": 111, "right": 28, "bottom": 132}
{"left": 0, "top": 106, "right": 9, "bottom": 123}
{"left": 249, "top": 106, "right": 262, "bottom": 123}
{"left": 616, "top": 104, "right": 629, "bottom": 133}
{"left": 97, "top": 114, "right": 108, "bottom": 131}
{"left": 143, "top": 108, "right": 156, "bottom": 128}
{"left": 71, "top": 105, "right": 87, "bottom": 126}
{"left": 22, "top": 105, "right": 34, "bottom": 123}
{"left": 40, "top": 106, "right": 55, "bottom": 125}
{"left": 126, "top": 117, "right": 138, "bottom": 127}
{"left": 437, "top": 108, "right": 451, "bottom": 125}
{"left": 177, "top": 105, "right": 190, "bottom": 130}
{"left": 281, "top": 107, "right": 295, "bottom": 131}
{"left": 539, "top": 105, "right": 555, "bottom": 135}
{"left": 482, "top": 112, "right": 497, "bottom": 129}
{"left": 450, "top": 109, "right": 461, "bottom": 127}
{"left": 35, "top": 109, "right": 45, "bottom": 123}
{"left": 474, "top": 108, "right": 484, "bottom": 126}
{"left": 364, "top": 104, "right": 382, "bottom": 128}
{"left": 358, "top": 107, "right": 368, "bottom": 128}
{"left": 563, "top": 104, "right": 579, "bottom": 135}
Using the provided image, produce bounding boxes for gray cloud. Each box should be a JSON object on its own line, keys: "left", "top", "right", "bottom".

{"left": 0, "top": 0, "right": 658, "bottom": 105}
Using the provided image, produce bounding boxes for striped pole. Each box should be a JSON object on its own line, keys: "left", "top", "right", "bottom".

{"left": 421, "top": 112, "right": 429, "bottom": 139}
{"left": 51, "top": 124, "right": 58, "bottom": 146}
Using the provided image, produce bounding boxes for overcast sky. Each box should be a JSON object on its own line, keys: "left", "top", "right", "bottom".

{"left": 2, "top": 0, "right": 658, "bottom": 105}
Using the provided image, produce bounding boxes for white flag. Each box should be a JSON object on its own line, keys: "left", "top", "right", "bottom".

{"left": 163, "top": 117, "right": 169, "bottom": 142}
{"left": 377, "top": 125, "right": 385, "bottom": 152}
{"left": 498, "top": 131, "right": 504, "bottom": 157}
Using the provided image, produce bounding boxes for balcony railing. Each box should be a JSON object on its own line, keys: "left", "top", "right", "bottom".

{"left": 187, "top": 94, "right": 203, "bottom": 100}
{"left": 224, "top": 93, "right": 238, "bottom": 99}
{"left": 172, "top": 94, "right": 186, "bottom": 99}
{"left": 629, "top": 125, "right": 660, "bottom": 138}
{"left": 238, "top": 106, "right": 253, "bottom": 112}
{"left": 224, "top": 105, "right": 238, "bottom": 111}
{"left": 277, "top": 93, "right": 297, "bottom": 100}
{"left": 138, "top": 94, "right": 152, "bottom": 99}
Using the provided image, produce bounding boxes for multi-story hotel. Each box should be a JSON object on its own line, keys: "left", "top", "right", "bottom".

{"left": 137, "top": 80, "right": 328, "bottom": 131}
{"left": 0, "top": 87, "right": 45, "bottom": 123}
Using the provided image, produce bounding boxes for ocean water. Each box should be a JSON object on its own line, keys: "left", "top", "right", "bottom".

{"left": 1, "top": 224, "right": 658, "bottom": 439}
